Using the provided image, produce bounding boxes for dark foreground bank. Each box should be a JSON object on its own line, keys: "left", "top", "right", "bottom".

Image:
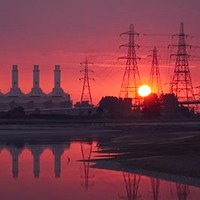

{"left": 0, "top": 120, "right": 200, "bottom": 186}
{"left": 90, "top": 121, "right": 200, "bottom": 186}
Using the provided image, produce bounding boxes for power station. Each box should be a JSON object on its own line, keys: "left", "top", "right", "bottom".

{"left": 0, "top": 65, "right": 72, "bottom": 112}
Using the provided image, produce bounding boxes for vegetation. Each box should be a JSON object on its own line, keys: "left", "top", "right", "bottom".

{"left": 98, "top": 96, "right": 132, "bottom": 118}
{"left": 0, "top": 93, "right": 197, "bottom": 121}
{"left": 142, "top": 93, "right": 160, "bottom": 118}
{"left": 98, "top": 93, "right": 198, "bottom": 119}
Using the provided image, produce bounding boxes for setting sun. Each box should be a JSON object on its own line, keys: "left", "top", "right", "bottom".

{"left": 138, "top": 85, "right": 151, "bottom": 97}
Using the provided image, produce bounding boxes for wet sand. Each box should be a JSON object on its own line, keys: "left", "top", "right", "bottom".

{"left": 89, "top": 121, "right": 200, "bottom": 186}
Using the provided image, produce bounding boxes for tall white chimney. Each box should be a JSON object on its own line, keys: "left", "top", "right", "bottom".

{"left": 33, "top": 65, "right": 40, "bottom": 89}
{"left": 6, "top": 65, "right": 24, "bottom": 97}
{"left": 12, "top": 65, "right": 18, "bottom": 89}
{"left": 28, "top": 65, "right": 45, "bottom": 97}
{"left": 54, "top": 65, "right": 61, "bottom": 89}
{"left": 49, "top": 65, "right": 71, "bottom": 103}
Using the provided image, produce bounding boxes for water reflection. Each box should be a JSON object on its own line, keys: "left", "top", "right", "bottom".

{"left": 80, "top": 142, "right": 94, "bottom": 190}
{"left": 120, "top": 172, "right": 141, "bottom": 200}
{"left": 0, "top": 140, "right": 69, "bottom": 178}
{"left": 0, "top": 137, "right": 199, "bottom": 200}
{"left": 175, "top": 184, "right": 190, "bottom": 200}
{"left": 150, "top": 178, "right": 160, "bottom": 200}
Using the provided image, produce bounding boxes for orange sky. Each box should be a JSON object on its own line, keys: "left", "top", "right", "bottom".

{"left": 0, "top": 0, "right": 200, "bottom": 104}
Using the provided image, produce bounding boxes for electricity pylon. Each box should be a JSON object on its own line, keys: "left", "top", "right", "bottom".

{"left": 170, "top": 22, "right": 195, "bottom": 102}
{"left": 119, "top": 24, "right": 141, "bottom": 105}
{"left": 149, "top": 47, "right": 163, "bottom": 96}
{"left": 80, "top": 58, "right": 94, "bottom": 105}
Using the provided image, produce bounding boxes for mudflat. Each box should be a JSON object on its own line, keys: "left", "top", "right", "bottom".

{"left": 91, "top": 121, "right": 200, "bottom": 186}
{"left": 1, "top": 120, "right": 200, "bottom": 185}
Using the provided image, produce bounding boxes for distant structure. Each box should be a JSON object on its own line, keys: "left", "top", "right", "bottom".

{"left": 28, "top": 65, "right": 45, "bottom": 97}
{"left": 119, "top": 24, "right": 141, "bottom": 104}
{"left": 170, "top": 22, "right": 195, "bottom": 102}
{"left": 0, "top": 65, "right": 72, "bottom": 112}
{"left": 149, "top": 47, "right": 163, "bottom": 96}
{"left": 49, "top": 65, "right": 68, "bottom": 98}
{"left": 6, "top": 65, "right": 24, "bottom": 97}
{"left": 78, "top": 58, "right": 94, "bottom": 106}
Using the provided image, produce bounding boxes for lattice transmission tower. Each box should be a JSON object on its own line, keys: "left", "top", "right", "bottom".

{"left": 119, "top": 24, "right": 141, "bottom": 104}
{"left": 80, "top": 58, "right": 94, "bottom": 105}
{"left": 170, "top": 22, "right": 195, "bottom": 102}
{"left": 149, "top": 47, "right": 163, "bottom": 96}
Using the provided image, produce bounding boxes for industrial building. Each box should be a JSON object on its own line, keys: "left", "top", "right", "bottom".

{"left": 0, "top": 65, "right": 72, "bottom": 112}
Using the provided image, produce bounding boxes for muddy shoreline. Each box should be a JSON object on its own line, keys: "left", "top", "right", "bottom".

{"left": 0, "top": 120, "right": 200, "bottom": 186}
{"left": 91, "top": 121, "right": 200, "bottom": 186}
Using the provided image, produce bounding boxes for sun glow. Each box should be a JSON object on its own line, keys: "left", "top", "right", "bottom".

{"left": 138, "top": 85, "right": 151, "bottom": 97}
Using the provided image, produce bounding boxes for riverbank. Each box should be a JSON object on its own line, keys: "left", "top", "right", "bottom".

{"left": 0, "top": 120, "right": 200, "bottom": 186}
{"left": 88, "top": 121, "right": 200, "bottom": 186}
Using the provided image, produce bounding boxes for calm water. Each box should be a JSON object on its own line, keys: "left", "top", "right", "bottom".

{"left": 0, "top": 125, "right": 199, "bottom": 200}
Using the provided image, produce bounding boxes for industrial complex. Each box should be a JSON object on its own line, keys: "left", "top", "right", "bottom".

{"left": 0, "top": 65, "right": 72, "bottom": 113}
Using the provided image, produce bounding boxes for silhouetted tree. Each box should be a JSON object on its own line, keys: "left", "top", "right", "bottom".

{"left": 98, "top": 96, "right": 132, "bottom": 117}
{"left": 142, "top": 93, "right": 160, "bottom": 118}
{"left": 160, "top": 93, "right": 179, "bottom": 118}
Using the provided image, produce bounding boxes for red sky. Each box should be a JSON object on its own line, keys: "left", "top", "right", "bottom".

{"left": 0, "top": 0, "right": 200, "bottom": 104}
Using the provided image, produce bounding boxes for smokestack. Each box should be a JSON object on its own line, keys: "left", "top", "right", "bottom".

{"left": 7, "top": 65, "right": 24, "bottom": 97}
{"left": 49, "top": 65, "right": 70, "bottom": 101}
{"left": 12, "top": 65, "right": 18, "bottom": 89}
{"left": 54, "top": 65, "right": 61, "bottom": 89}
{"left": 33, "top": 65, "right": 40, "bottom": 89}
{"left": 28, "top": 65, "right": 45, "bottom": 97}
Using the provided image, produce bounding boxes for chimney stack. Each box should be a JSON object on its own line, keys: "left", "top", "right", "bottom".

{"left": 54, "top": 65, "right": 61, "bottom": 89}
{"left": 28, "top": 65, "right": 45, "bottom": 97}
{"left": 6, "top": 65, "right": 24, "bottom": 97}
{"left": 12, "top": 65, "right": 19, "bottom": 89}
{"left": 33, "top": 65, "right": 40, "bottom": 89}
